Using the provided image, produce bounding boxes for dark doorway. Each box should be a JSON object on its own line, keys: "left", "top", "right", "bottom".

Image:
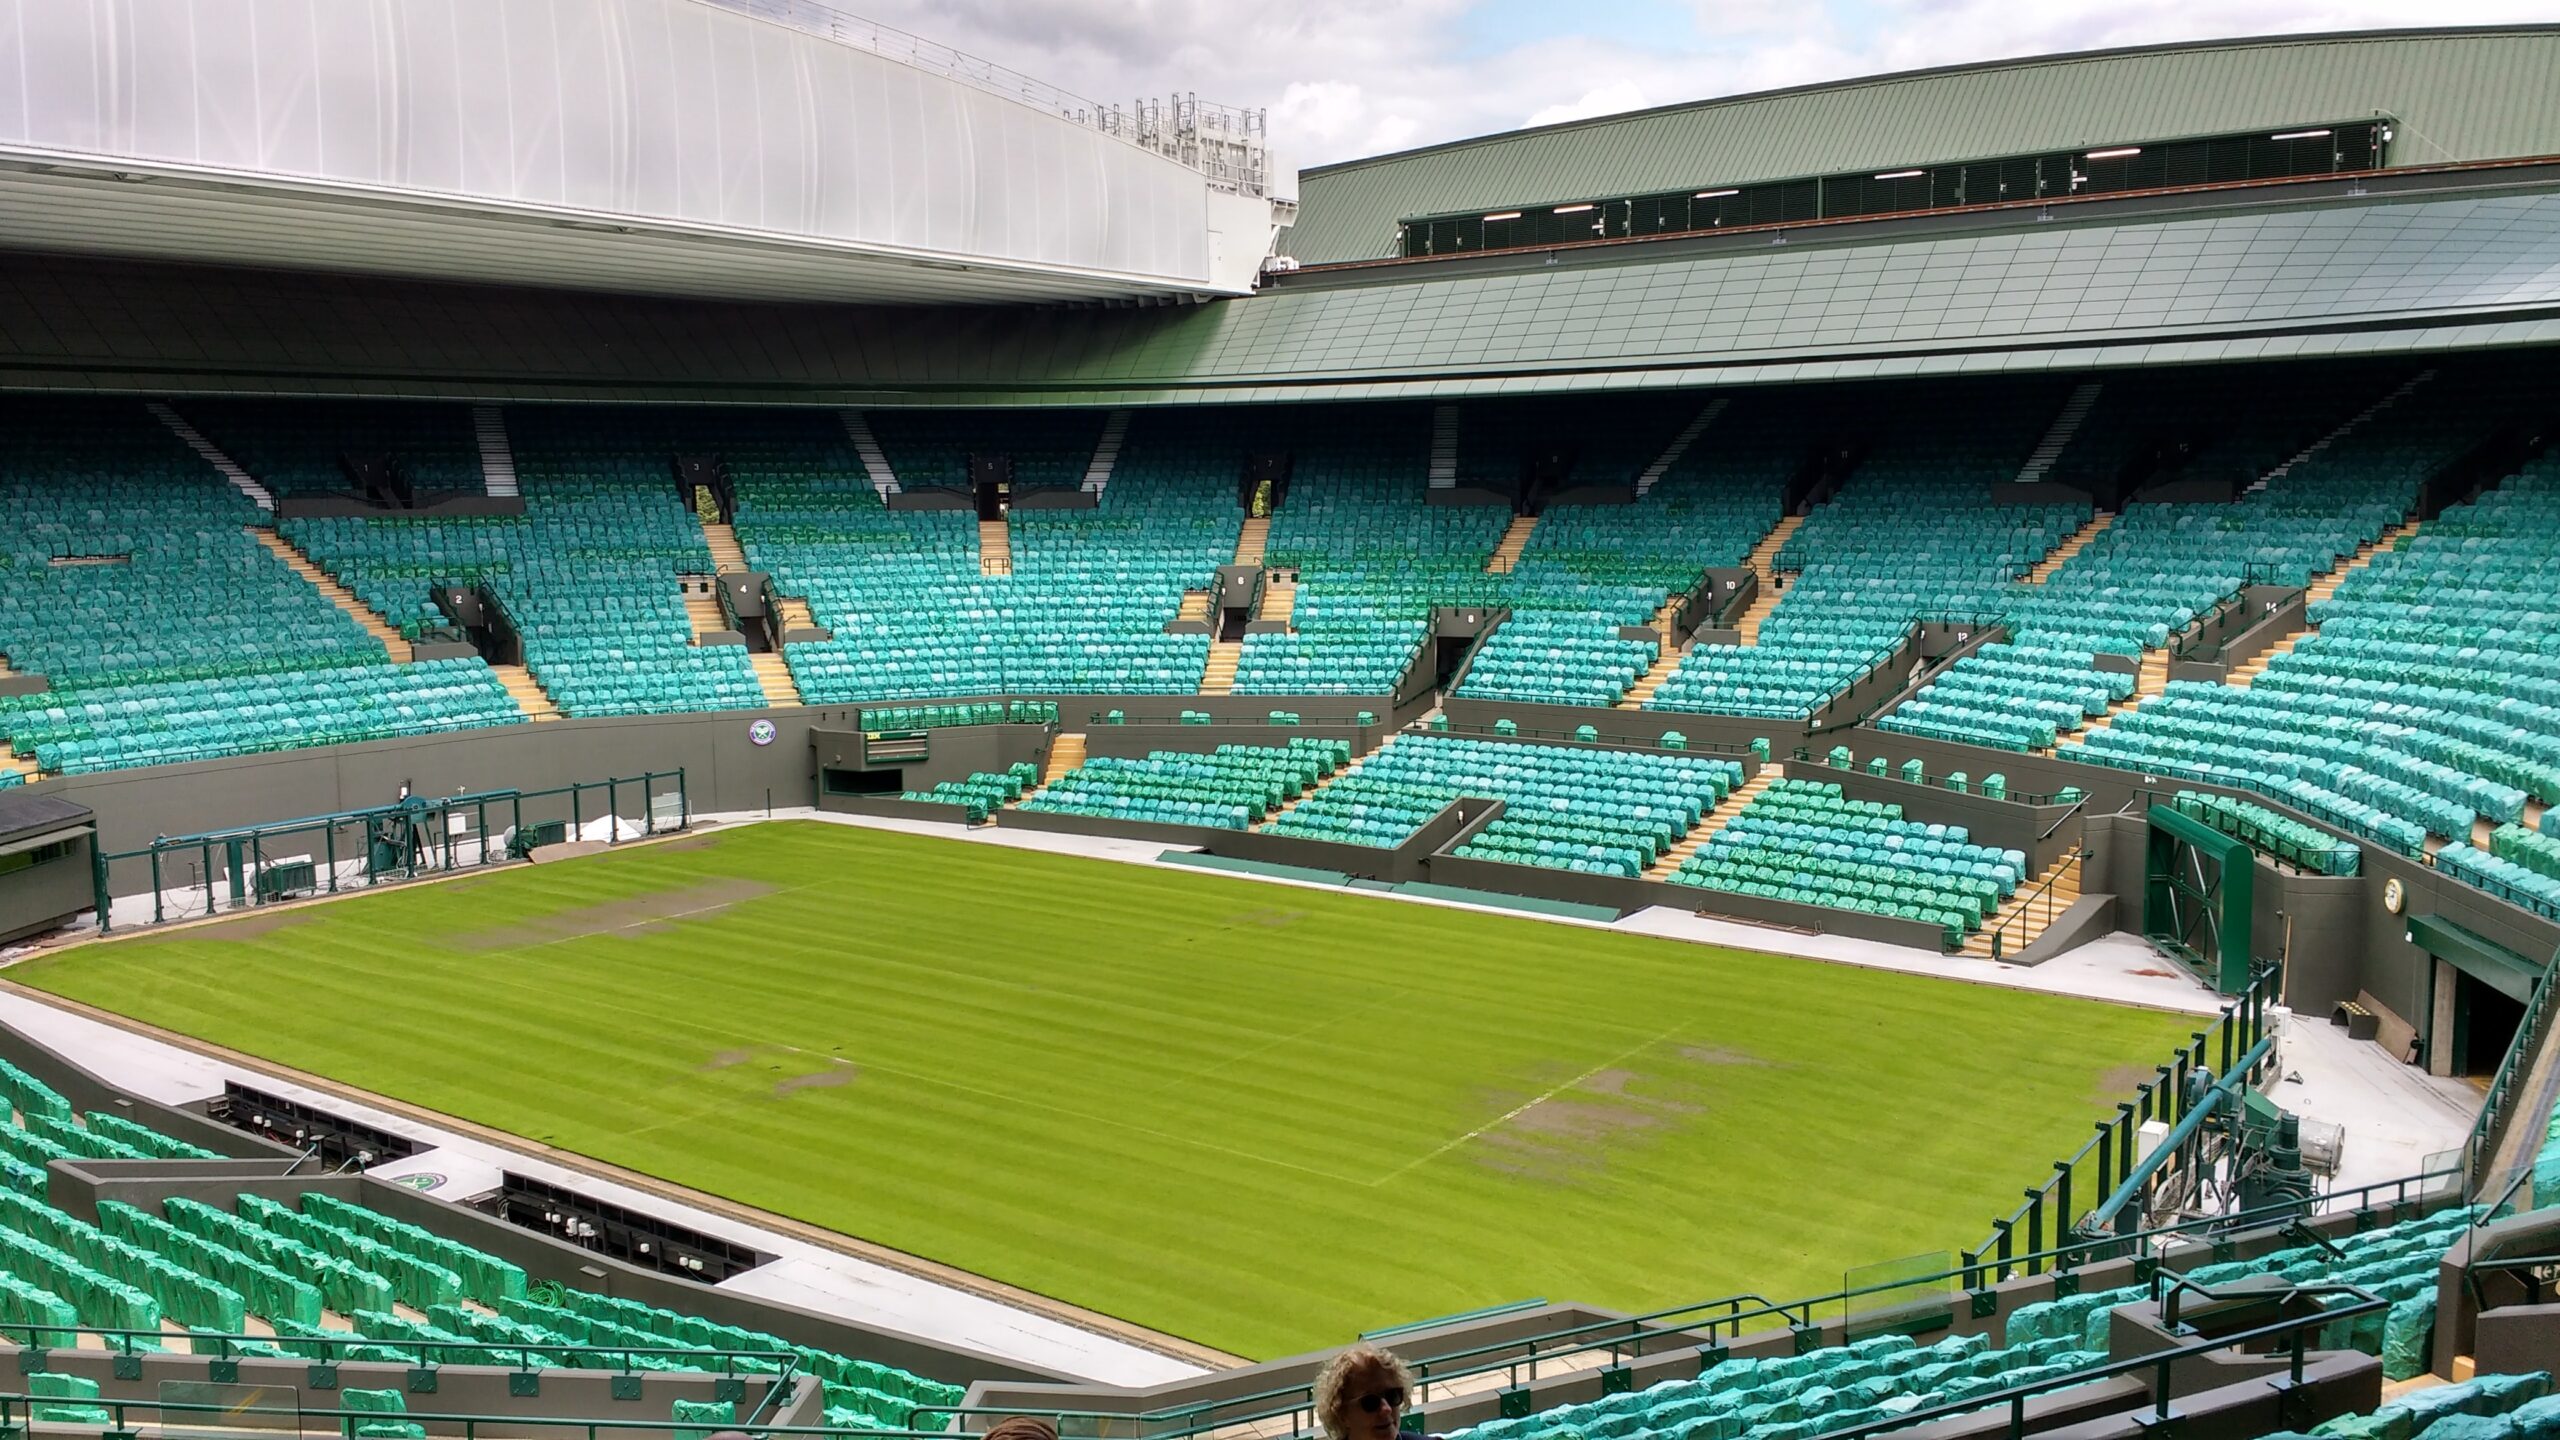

{"left": 2458, "top": 970, "right": 2526, "bottom": 1081}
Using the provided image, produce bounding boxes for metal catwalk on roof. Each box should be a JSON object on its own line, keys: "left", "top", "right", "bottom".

{"left": 1287, "top": 26, "right": 2560, "bottom": 264}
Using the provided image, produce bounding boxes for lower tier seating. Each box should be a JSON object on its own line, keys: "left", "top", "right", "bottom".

{"left": 0, "top": 1059, "right": 962, "bottom": 1427}
{"left": 1667, "top": 778, "right": 2025, "bottom": 947}
{"left": 2175, "top": 790, "right": 2363, "bottom": 876}
{"left": 900, "top": 766, "right": 1039, "bottom": 822}
{"left": 1267, "top": 733, "right": 1736, "bottom": 872}
{"left": 1021, "top": 740, "right": 1350, "bottom": 829}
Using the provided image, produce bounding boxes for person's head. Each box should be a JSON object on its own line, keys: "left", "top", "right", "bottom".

{"left": 983, "top": 1419, "right": 1060, "bottom": 1440}
{"left": 1316, "top": 1343, "right": 1415, "bottom": 1440}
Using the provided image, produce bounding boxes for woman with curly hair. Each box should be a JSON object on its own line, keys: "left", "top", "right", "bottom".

{"left": 1315, "top": 1343, "right": 1424, "bottom": 1440}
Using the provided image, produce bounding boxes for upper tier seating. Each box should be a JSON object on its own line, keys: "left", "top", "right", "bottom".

{"left": 1648, "top": 383, "right": 2081, "bottom": 720}
{"left": 182, "top": 401, "right": 485, "bottom": 497}
{"left": 284, "top": 408, "right": 787, "bottom": 718}
{"left": 745, "top": 412, "right": 1237, "bottom": 699}
{"left": 0, "top": 1057, "right": 962, "bottom": 1430}
{"left": 1021, "top": 739, "right": 1352, "bottom": 829}
{"left": 868, "top": 410, "right": 1102, "bottom": 494}
{"left": 2073, "top": 450, "right": 2560, "bottom": 866}
{"left": 1668, "top": 777, "right": 2025, "bottom": 946}
{"left": 1454, "top": 399, "right": 1793, "bottom": 708}
{"left": 0, "top": 399, "right": 520, "bottom": 773}
{"left": 1266, "top": 733, "right": 1736, "bottom": 873}
{"left": 1885, "top": 366, "right": 2493, "bottom": 751}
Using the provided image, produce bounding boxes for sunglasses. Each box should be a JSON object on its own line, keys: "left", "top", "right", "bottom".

{"left": 1356, "top": 1389, "right": 1407, "bottom": 1415}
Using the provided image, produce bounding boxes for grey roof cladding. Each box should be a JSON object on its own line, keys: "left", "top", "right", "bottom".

{"left": 1287, "top": 27, "right": 2560, "bottom": 263}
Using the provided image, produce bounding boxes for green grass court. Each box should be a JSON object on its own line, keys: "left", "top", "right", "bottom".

{"left": 14, "top": 820, "right": 2196, "bottom": 1360}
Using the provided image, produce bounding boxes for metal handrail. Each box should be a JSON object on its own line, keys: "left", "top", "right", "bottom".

{"left": 1981, "top": 847, "right": 2084, "bottom": 961}
{"left": 2465, "top": 963, "right": 2560, "bottom": 1192}
{"left": 920, "top": 1168, "right": 2452, "bottom": 1440}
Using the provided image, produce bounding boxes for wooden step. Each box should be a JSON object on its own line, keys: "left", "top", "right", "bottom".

{"left": 748, "top": 651, "right": 801, "bottom": 708}
{"left": 248, "top": 527, "right": 412, "bottom": 662}
{"left": 1648, "top": 765, "right": 1784, "bottom": 879}
{"left": 0, "top": 750, "right": 39, "bottom": 784}
{"left": 1485, "top": 515, "right": 1538, "bottom": 574}
{"left": 1038, "top": 733, "right": 1088, "bottom": 788}
{"left": 2306, "top": 518, "right": 2419, "bottom": 606}
{"left": 491, "top": 663, "right": 562, "bottom": 722}
{"left": 978, "top": 518, "right": 1012, "bottom": 577}
{"left": 1233, "top": 516, "right": 1270, "bottom": 567}
{"left": 681, "top": 579, "right": 728, "bottom": 641}
{"left": 700, "top": 520, "right": 748, "bottom": 572}
{"left": 1178, "top": 590, "right": 1213, "bottom": 623}
{"left": 1731, "top": 515, "right": 1804, "bottom": 646}
{"left": 1960, "top": 852, "right": 2086, "bottom": 959}
{"left": 2026, "top": 511, "right": 2116, "bottom": 584}
{"left": 1735, "top": 578, "right": 1789, "bottom": 645}
{"left": 1201, "top": 639, "right": 1243, "bottom": 695}
{"left": 1257, "top": 734, "right": 1397, "bottom": 829}
{"left": 1259, "top": 572, "right": 1297, "bottom": 627}
{"left": 776, "top": 596, "right": 817, "bottom": 631}
{"left": 1617, "top": 596, "right": 1687, "bottom": 708}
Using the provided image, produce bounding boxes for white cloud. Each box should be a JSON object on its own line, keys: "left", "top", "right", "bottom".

{"left": 796, "top": 1, "right": 2549, "bottom": 170}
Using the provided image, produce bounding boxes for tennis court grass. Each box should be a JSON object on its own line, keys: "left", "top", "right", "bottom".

{"left": 15, "top": 819, "right": 2196, "bottom": 1360}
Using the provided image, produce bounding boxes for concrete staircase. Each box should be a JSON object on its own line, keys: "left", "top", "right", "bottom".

{"left": 153, "top": 403, "right": 272, "bottom": 511}
{"left": 1485, "top": 515, "right": 1537, "bottom": 574}
{"left": 1427, "top": 405, "right": 1459, "bottom": 488}
{"left": 2015, "top": 381, "right": 2103, "bottom": 483}
{"left": 1960, "top": 851, "right": 2084, "bottom": 959}
{"left": 680, "top": 580, "right": 728, "bottom": 640}
{"left": 2250, "top": 369, "right": 2436, "bottom": 493}
{"left": 1038, "top": 733, "right": 1088, "bottom": 790}
{"left": 2227, "top": 518, "right": 2422, "bottom": 687}
{"left": 1081, "top": 410, "right": 1131, "bottom": 495}
{"left": 747, "top": 653, "right": 802, "bottom": 708}
{"left": 1734, "top": 515, "right": 1805, "bottom": 645}
{"left": 979, "top": 517, "right": 1012, "bottom": 576}
{"left": 1646, "top": 763, "right": 1783, "bottom": 879}
{"left": 2026, "top": 511, "right": 2115, "bottom": 583}
{"left": 492, "top": 664, "right": 562, "bottom": 722}
{"left": 1259, "top": 572, "right": 1297, "bottom": 627}
{"left": 839, "top": 410, "right": 901, "bottom": 497}
{"left": 471, "top": 405, "right": 519, "bottom": 498}
{"left": 1233, "top": 516, "right": 1270, "bottom": 566}
{"left": 249, "top": 528, "right": 412, "bottom": 662}
{"left": 1177, "top": 591, "right": 1213, "bottom": 623}
{"left": 776, "top": 596, "right": 818, "bottom": 632}
{"left": 1616, "top": 596, "right": 1686, "bottom": 709}
{"left": 1201, "top": 640, "right": 1242, "bottom": 694}
{"left": 2060, "top": 651, "right": 2169, "bottom": 748}
{"left": 1636, "top": 398, "right": 1727, "bottom": 497}
{"left": 699, "top": 520, "right": 749, "bottom": 572}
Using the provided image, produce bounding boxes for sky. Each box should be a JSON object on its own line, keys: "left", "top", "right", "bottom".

{"left": 819, "top": 1, "right": 2553, "bottom": 172}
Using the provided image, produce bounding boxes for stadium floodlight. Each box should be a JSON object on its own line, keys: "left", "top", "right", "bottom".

{"left": 2085, "top": 147, "right": 2142, "bottom": 159}
{"left": 1553, "top": 203, "right": 1595, "bottom": 214}
{"left": 1482, "top": 210, "right": 1522, "bottom": 221}
{"left": 2271, "top": 129, "right": 2332, "bottom": 141}
{"left": 1873, "top": 169, "right": 1923, "bottom": 180}
{"left": 1695, "top": 189, "right": 1739, "bottom": 199}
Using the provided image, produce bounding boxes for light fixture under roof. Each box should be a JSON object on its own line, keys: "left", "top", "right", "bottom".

{"left": 1873, "top": 169, "right": 1923, "bottom": 180}
{"left": 1694, "top": 188, "right": 1738, "bottom": 199}
{"left": 1481, "top": 210, "right": 1522, "bottom": 222}
{"left": 2271, "top": 129, "right": 2332, "bottom": 141}
{"left": 1552, "top": 203, "right": 1594, "bottom": 214}
{"left": 2085, "top": 146, "right": 2142, "bottom": 160}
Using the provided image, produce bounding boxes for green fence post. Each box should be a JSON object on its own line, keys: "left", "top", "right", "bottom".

{"left": 571, "top": 785, "right": 583, "bottom": 840}
{"left": 324, "top": 823, "right": 338, "bottom": 893}
{"left": 150, "top": 846, "right": 164, "bottom": 925}
{"left": 92, "top": 843, "right": 113, "bottom": 935}
{"left": 607, "top": 778, "right": 620, "bottom": 843}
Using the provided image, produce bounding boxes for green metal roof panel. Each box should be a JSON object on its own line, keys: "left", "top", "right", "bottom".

{"left": 1289, "top": 27, "right": 2560, "bottom": 263}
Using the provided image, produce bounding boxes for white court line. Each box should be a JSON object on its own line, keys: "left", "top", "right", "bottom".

{"left": 1371, "top": 1020, "right": 1687, "bottom": 1186}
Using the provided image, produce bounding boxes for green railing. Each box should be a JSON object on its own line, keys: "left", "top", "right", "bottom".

{"left": 1964, "top": 962, "right": 2283, "bottom": 1282}
{"left": 1977, "top": 847, "right": 2084, "bottom": 962}
{"left": 920, "top": 1168, "right": 2449, "bottom": 1440}
{"left": 2464, "top": 959, "right": 2560, "bottom": 1194}
{"left": 1789, "top": 746, "right": 2070, "bottom": 806}
{"left": 1430, "top": 719, "right": 1756, "bottom": 757}
{"left": 91, "top": 769, "right": 689, "bottom": 932}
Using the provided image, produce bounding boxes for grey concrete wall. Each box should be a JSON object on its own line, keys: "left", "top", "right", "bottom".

{"left": 0, "top": 835, "right": 96, "bottom": 943}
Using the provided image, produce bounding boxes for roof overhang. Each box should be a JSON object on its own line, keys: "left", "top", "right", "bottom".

{"left": 0, "top": 150, "right": 1231, "bottom": 308}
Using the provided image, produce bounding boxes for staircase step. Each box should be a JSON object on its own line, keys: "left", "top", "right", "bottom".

{"left": 2026, "top": 511, "right": 2116, "bottom": 584}
{"left": 1201, "top": 639, "right": 1243, "bottom": 695}
{"left": 1259, "top": 571, "right": 1297, "bottom": 627}
{"left": 1960, "top": 852, "right": 2086, "bottom": 958}
{"left": 1648, "top": 765, "right": 1783, "bottom": 879}
{"left": 1037, "top": 733, "right": 1089, "bottom": 789}
{"left": 1257, "top": 734, "right": 1392, "bottom": 828}
{"left": 2015, "top": 380, "right": 2104, "bottom": 483}
{"left": 699, "top": 520, "right": 749, "bottom": 572}
{"left": 681, "top": 579, "right": 728, "bottom": 641}
{"left": 1636, "top": 398, "right": 1727, "bottom": 496}
{"left": 1427, "top": 405, "right": 1460, "bottom": 489}
{"left": 747, "top": 651, "right": 802, "bottom": 708}
{"left": 839, "top": 410, "right": 902, "bottom": 497}
{"left": 1081, "top": 410, "right": 1132, "bottom": 494}
{"left": 491, "top": 663, "right": 562, "bottom": 723}
{"left": 471, "top": 405, "right": 519, "bottom": 498}
{"left": 1233, "top": 516, "right": 1270, "bottom": 567}
{"left": 1178, "top": 590, "right": 1212, "bottom": 623}
{"left": 979, "top": 518, "right": 1012, "bottom": 576}
{"left": 249, "top": 527, "right": 412, "bottom": 662}
{"left": 1485, "top": 515, "right": 1538, "bottom": 574}
{"left": 153, "top": 403, "right": 273, "bottom": 510}
{"left": 2255, "top": 369, "right": 2437, "bottom": 490}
